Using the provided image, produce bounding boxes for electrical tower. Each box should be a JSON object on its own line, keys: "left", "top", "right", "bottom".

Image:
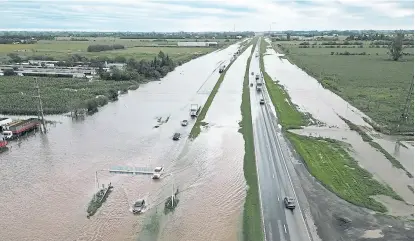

{"left": 33, "top": 77, "right": 47, "bottom": 133}
{"left": 397, "top": 77, "right": 414, "bottom": 132}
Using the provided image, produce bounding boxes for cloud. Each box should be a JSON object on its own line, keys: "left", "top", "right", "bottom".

{"left": 0, "top": 0, "right": 413, "bottom": 31}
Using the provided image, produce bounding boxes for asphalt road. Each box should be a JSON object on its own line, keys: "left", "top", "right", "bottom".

{"left": 249, "top": 39, "right": 312, "bottom": 241}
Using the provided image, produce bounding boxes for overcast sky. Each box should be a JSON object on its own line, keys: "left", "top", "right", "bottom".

{"left": 1, "top": 0, "right": 413, "bottom": 31}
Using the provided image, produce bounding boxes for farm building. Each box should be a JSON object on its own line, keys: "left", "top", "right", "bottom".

{"left": 177, "top": 42, "right": 218, "bottom": 47}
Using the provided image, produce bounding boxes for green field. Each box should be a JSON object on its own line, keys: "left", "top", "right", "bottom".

{"left": 0, "top": 38, "right": 228, "bottom": 63}
{"left": 0, "top": 76, "right": 136, "bottom": 115}
{"left": 274, "top": 40, "right": 414, "bottom": 133}
{"left": 240, "top": 38, "right": 264, "bottom": 241}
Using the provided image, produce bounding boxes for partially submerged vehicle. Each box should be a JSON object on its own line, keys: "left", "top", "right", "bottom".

{"left": 173, "top": 133, "right": 181, "bottom": 141}
{"left": 132, "top": 199, "right": 146, "bottom": 214}
{"left": 152, "top": 166, "right": 164, "bottom": 179}
{"left": 181, "top": 120, "right": 188, "bottom": 126}
{"left": 284, "top": 197, "right": 296, "bottom": 210}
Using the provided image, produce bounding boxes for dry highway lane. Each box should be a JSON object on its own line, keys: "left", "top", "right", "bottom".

{"left": 249, "top": 39, "right": 313, "bottom": 241}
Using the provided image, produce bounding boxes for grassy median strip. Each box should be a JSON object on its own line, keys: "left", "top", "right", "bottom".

{"left": 239, "top": 38, "right": 264, "bottom": 241}
{"left": 259, "top": 39, "right": 309, "bottom": 129}
{"left": 189, "top": 41, "right": 251, "bottom": 139}
{"left": 287, "top": 132, "right": 403, "bottom": 212}
{"left": 260, "top": 38, "right": 402, "bottom": 213}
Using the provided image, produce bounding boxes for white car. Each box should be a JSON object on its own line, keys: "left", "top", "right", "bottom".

{"left": 181, "top": 120, "right": 188, "bottom": 126}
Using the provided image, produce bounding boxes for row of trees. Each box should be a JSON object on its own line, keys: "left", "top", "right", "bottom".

{"left": 86, "top": 44, "right": 125, "bottom": 52}
{"left": 99, "top": 51, "right": 176, "bottom": 81}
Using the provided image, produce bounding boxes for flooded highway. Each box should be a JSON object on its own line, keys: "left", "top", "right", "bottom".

{"left": 262, "top": 39, "right": 414, "bottom": 214}
{"left": 0, "top": 42, "right": 243, "bottom": 241}
{"left": 157, "top": 44, "right": 253, "bottom": 241}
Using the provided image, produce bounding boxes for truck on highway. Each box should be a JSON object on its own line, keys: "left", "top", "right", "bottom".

{"left": 190, "top": 104, "right": 200, "bottom": 118}
{"left": 256, "top": 77, "right": 263, "bottom": 91}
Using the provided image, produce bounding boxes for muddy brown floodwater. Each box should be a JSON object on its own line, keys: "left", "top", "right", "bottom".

{"left": 156, "top": 45, "right": 253, "bottom": 241}
{"left": 0, "top": 42, "right": 243, "bottom": 241}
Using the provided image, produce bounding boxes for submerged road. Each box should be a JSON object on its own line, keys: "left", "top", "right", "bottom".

{"left": 249, "top": 39, "right": 313, "bottom": 241}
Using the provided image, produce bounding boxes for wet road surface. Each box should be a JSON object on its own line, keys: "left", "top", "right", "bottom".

{"left": 250, "top": 39, "right": 313, "bottom": 241}
{"left": 0, "top": 43, "right": 242, "bottom": 241}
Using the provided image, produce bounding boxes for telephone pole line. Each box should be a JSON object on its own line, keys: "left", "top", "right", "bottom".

{"left": 33, "top": 77, "right": 47, "bottom": 133}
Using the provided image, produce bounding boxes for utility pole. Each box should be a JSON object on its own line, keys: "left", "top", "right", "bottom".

{"left": 397, "top": 77, "right": 414, "bottom": 133}
{"left": 33, "top": 77, "right": 47, "bottom": 133}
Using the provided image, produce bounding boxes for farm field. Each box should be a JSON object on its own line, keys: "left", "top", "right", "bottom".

{"left": 274, "top": 40, "right": 414, "bottom": 133}
{"left": 0, "top": 38, "right": 231, "bottom": 63}
{"left": 0, "top": 76, "right": 136, "bottom": 115}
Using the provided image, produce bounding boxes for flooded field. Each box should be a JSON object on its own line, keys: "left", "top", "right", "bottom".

{"left": 262, "top": 40, "right": 414, "bottom": 214}
{"left": 157, "top": 45, "right": 253, "bottom": 241}
{"left": 0, "top": 43, "right": 242, "bottom": 241}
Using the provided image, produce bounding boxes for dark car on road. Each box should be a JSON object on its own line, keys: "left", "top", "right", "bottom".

{"left": 284, "top": 197, "right": 296, "bottom": 209}
{"left": 173, "top": 133, "right": 181, "bottom": 141}
{"left": 260, "top": 99, "right": 265, "bottom": 105}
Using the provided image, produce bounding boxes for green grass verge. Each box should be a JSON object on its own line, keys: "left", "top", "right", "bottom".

{"left": 287, "top": 132, "right": 403, "bottom": 212}
{"left": 240, "top": 38, "right": 264, "bottom": 241}
{"left": 339, "top": 116, "right": 413, "bottom": 178}
{"left": 189, "top": 41, "right": 252, "bottom": 139}
{"left": 259, "top": 39, "right": 309, "bottom": 129}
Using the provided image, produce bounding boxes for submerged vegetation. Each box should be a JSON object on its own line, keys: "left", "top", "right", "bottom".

{"left": 86, "top": 185, "right": 113, "bottom": 218}
{"left": 340, "top": 116, "right": 413, "bottom": 178}
{"left": 240, "top": 38, "right": 264, "bottom": 241}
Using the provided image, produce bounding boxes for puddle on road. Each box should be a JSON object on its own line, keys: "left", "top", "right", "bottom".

{"left": 262, "top": 42, "right": 414, "bottom": 215}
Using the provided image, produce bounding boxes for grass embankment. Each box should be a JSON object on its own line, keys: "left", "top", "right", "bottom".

{"left": 260, "top": 39, "right": 402, "bottom": 212}
{"left": 287, "top": 133, "right": 403, "bottom": 212}
{"left": 189, "top": 41, "right": 252, "bottom": 139}
{"left": 273, "top": 40, "right": 414, "bottom": 134}
{"left": 0, "top": 38, "right": 222, "bottom": 63}
{"left": 239, "top": 38, "right": 264, "bottom": 241}
{"left": 0, "top": 76, "right": 137, "bottom": 115}
{"left": 259, "top": 39, "right": 309, "bottom": 129}
{"left": 340, "top": 116, "right": 413, "bottom": 178}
